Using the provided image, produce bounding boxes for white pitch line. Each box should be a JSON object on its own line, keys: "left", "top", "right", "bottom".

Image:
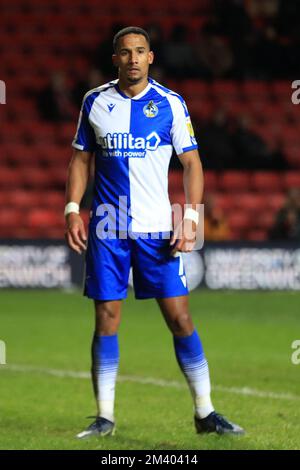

{"left": 2, "top": 363, "right": 299, "bottom": 402}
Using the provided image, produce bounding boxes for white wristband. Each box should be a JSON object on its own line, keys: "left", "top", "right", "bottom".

{"left": 183, "top": 208, "right": 199, "bottom": 225}
{"left": 64, "top": 202, "right": 80, "bottom": 216}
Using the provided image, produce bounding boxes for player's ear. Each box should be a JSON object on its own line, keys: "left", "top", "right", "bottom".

{"left": 148, "top": 51, "right": 154, "bottom": 65}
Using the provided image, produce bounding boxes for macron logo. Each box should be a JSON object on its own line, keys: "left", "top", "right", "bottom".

{"left": 107, "top": 103, "right": 116, "bottom": 113}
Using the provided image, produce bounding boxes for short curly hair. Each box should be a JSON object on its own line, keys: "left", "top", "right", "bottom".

{"left": 113, "top": 26, "right": 150, "bottom": 52}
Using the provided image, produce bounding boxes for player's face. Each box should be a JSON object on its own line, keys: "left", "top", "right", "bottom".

{"left": 113, "top": 34, "right": 154, "bottom": 84}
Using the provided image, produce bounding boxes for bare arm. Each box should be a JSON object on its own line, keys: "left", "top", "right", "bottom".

{"left": 65, "top": 149, "right": 93, "bottom": 254}
{"left": 179, "top": 148, "right": 204, "bottom": 207}
{"left": 171, "top": 149, "right": 204, "bottom": 254}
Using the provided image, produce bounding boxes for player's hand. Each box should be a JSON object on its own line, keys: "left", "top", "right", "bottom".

{"left": 170, "top": 219, "right": 197, "bottom": 256}
{"left": 65, "top": 213, "right": 87, "bottom": 254}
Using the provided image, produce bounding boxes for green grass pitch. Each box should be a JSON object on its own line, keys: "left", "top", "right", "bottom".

{"left": 0, "top": 289, "right": 299, "bottom": 450}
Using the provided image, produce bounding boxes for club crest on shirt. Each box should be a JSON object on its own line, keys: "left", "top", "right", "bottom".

{"left": 143, "top": 100, "right": 158, "bottom": 118}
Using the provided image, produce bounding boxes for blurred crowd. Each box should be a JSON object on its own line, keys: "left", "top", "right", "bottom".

{"left": 37, "top": 72, "right": 290, "bottom": 172}
{"left": 203, "top": 189, "right": 300, "bottom": 241}
{"left": 195, "top": 111, "right": 287, "bottom": 171}
{"left": 269, "top": 188, "right": 300, "bottom": 241}
{"left": 37, "top": 0, "right": 299, "bottom": 172}
{"left": 91, "top": 0, "right": 300, "bottom": 81}
{"left": 34, "top": 0, "right": 300, "bottom": 242}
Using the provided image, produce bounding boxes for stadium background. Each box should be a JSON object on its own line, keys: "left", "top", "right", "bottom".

{"left": 0, "top": 0, "right": 300, "bottom": 450}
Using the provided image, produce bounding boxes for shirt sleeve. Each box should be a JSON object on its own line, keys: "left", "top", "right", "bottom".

{"left": 72, "top": 93, "right": 97, "bottom": 152}
{"left": 169, "top": 94, "right": 198, "bottom": 155}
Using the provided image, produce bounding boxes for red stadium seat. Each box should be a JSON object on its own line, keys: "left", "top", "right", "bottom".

{"left": 282, "top": 172, "right": 300, "bottom": 190}
{"left": 247, "top": 229, "right": 268, "bottom": 241}
{"left": 21, "top": 122, "right": 56, "bottom": 144}
{"left": 81, "top": 209, "right": 90, "bottom": 228}
{"left": 211, "top": 81, "right": 241, "bottom": 100}
{"left": 219, "top": 100, "right": 248, "bottom": 117}
{"left": 249, "top": 103, "right": 284, "bottom": 124}
{"left": 41, "top": 145, "right": 71, "bottom": 167}
{"left": 250, "top": 172, "right": 283, "bottom": 192}
{"left": 0, "top": 168, "right": 23, "bottom": 188}
{"left": 227, "top": 211, "right": 251, "bottom": 230}
{"left": 204, "top": 171, "right": 218, "bottom": 192}
{"left": 284, "top": 145, "right": 300, "bottom": 168}
{"left": 6, "top": 190, "right": 41, "bottom": 209}
{"left": 50, "top": 167, "right": 69, "bottom": 189}
{"left": 168, "top": 171, "right": 183, "bottom": 193}
{"left": 8, "top": 190, "right": 65, "bottom": 210}
{"left": 56, "top": 123, "right": 77, "bottom": 145}
{"left": 6, "top": 143, "right": 41, "bottom": 167}
{"left": 241, "top": 81, "right": 271, "bottom": 99}
{"left": 228, "top": 211, "right": 251, "bottom": 233}
{"left": 1, "top": 144, "right": 11, "bottom": 166}
{"left": 45, "top": 191, "right": 65, "bottom": 210}
{"left": 188, "top": 100, "right": 214, "bottom": 121}
{"left": 219, "top": 172, "right": 251, "bottom": 192}
{"left": 251, "top": 123, "right": 279, "bottom": 148}
{"left": 229, "top": 229, "right": 244, "bottom": 240}
{"left": 254, "top": 210, "right": 276, "bottom": 230}
{"left": 271, "top": 81, "right": 292, "bottom": 100}
{"left": 210, "top": 80, "right": 244, "bottom": 110}
{"left": 213, "top": 193, "right": 233, "bottom": 212}
{"left": 21, "top": 167, "right": 54, "bottom": 189}
{"left": 283, "top": 101, "right": 300, "bottom": 124}
{"left": 28, "top": 208, "right": 89, "bottom": 239}
{"left": 0, "top": 123, "right": 26, "bottom": 144}
{"left": 8, "top": 98, "right": 39, "bottom": 121}
{"left": 27, "top": 209, "right": 65, "bottom": 232}
{"left": 267, "top": 193, "right": 285, "bottom": 212}
{"left": 0, "top": 208, "right": 21, "bottom": 228}
{"left": 234, "top": 193, "right": 266, "bottom": 213}
{"left": 169, "top": 191, "right": 185, "bottom": 210}
{"left": 180, "top": 80, "right": 210, "bottom": 100}
{"left": 280, "top": 126, "right": 299, "bottom": 145}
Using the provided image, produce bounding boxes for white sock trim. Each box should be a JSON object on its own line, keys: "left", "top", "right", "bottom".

{"left": 195, "top": 394, "right": 214, "bottom": 419}
{"left": 97, "top": 399, "right": 115, "bottom": 422}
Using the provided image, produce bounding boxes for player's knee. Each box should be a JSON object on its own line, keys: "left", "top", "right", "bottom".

{"left": 95, "top": 303, "right": 121, "bottom": 333}
{"left": 170, "top": 312, "right": 193, "bottom": 335}
{"left": 99, "top": 306, "right": 119, "bottom": 321}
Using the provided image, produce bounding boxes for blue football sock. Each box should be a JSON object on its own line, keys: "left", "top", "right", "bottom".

{"left": 173, "top": 329, "right": 214, "bottom": 419}
{"left": 91, "top": 333, "right": 119, "bottom": 422}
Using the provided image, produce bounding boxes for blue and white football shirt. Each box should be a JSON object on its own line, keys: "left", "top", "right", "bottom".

{"left": 72, "top": 78, "right": 198, "bottom": 233}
